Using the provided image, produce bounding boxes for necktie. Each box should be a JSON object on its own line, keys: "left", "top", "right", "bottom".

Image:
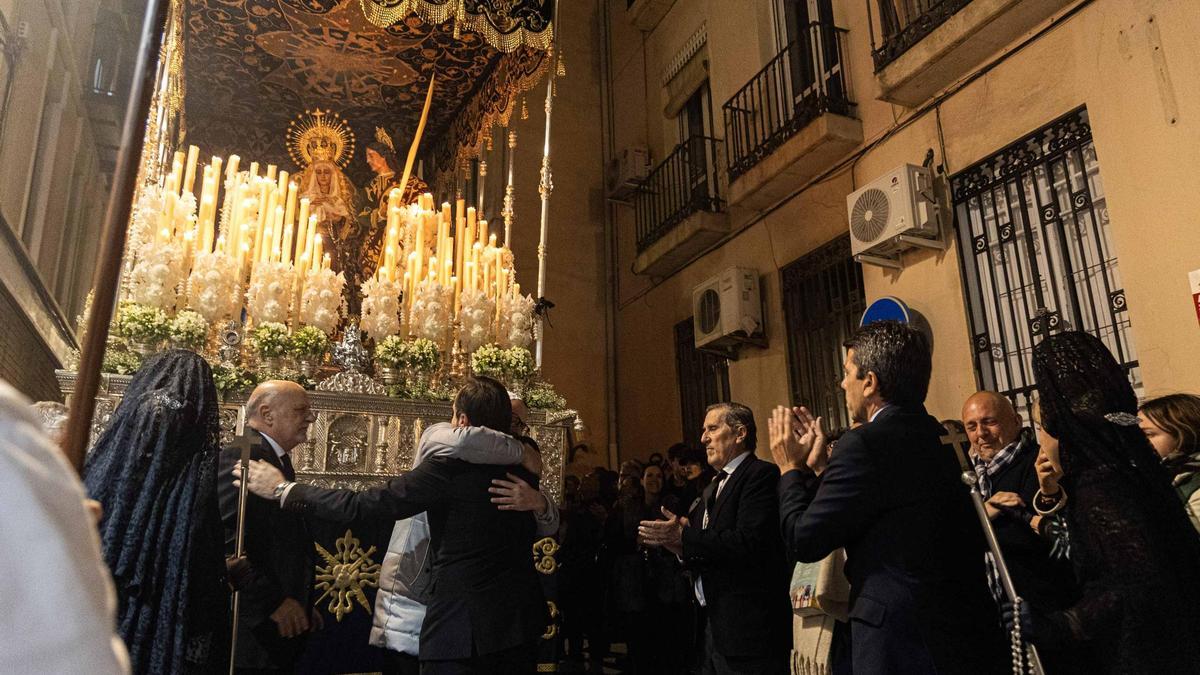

{"left": 280, "top": 452, "right": 296, "bottom": 481}
{"left": 702, "top": 470, "right": 728, "bottom": 529}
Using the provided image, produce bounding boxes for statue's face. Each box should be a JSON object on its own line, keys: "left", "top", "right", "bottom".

{"left": 366, "top": 148, "right": 386, "bottom": 173}
{"left": 315, "top": 163, "right": 332, "bottom": 191}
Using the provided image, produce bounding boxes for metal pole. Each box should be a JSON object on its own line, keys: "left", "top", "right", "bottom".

{"left": 502, "top": 128, "right": 515, "bottom": 249}
{"left": 534, "top": 50, "right": 557, "bottom": 369}
{"left": 961, "top": 471, "right": 1046, "bottom": 675}
{"left": 62, "top": 0, "right": 171, "bottom": 472}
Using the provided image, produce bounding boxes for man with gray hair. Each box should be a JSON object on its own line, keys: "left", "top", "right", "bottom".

{"left": 639, "top": 401, "right": 791, "bottom": 674}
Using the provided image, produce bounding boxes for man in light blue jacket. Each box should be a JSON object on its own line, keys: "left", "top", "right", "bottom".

{"left": 370, "top": 395, "right": 560, "bottom": 674}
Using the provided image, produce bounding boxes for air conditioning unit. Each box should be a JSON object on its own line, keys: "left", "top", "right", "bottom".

{"left": 846, "top": 163, "right": 943, "bottom": 268}
{"left": 606, "top": 146, "right": 649, "bottom": 201}
{"left": 693, "top": 267, "right": 765, "bottom": 353}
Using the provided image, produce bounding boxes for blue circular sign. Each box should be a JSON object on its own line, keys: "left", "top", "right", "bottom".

{"left": 860, "top": 297, "right": 911, "bottom": 326}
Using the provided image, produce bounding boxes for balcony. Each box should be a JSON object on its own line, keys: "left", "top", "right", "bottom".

{"left": 869, "top": 0, "right": 1077, "bottom": 106}
{"left": 722, "top": 23, "right": 862, "bottom": 211}
{"left": 633, "top": 136, "right": 728, "bottom": 277}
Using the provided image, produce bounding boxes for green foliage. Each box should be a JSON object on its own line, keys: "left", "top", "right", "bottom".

{"left": 290, "top": 325, "right": 329, "bottom": 359}
{"left": 252, "top": 322, "right": 290, "bottom": 358}
{"left": 523, "top": 380, "right": 567, "bottom": 411}
{"left": 101, "top": 337, "right": 142, "bottom": 375}
{"left": 169, "top": 310, "right": 209, "bottom": 350}
{"left": 211, "top": 364, "right": 260, "bottom": 397}
{"left": 115, "top": 302, "right": 170, "bottom": 344}
{"left": 375, "top": 336, "right": 441, "bottom": 372}
{"left": 471, "top": 344, "right": 534, "bottom": 386}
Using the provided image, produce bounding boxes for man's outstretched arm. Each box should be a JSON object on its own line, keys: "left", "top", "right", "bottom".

{"left": 235, "top": 456, "right": 451, "bottom": 523}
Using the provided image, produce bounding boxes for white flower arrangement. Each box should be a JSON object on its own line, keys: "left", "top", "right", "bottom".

{"left": 187, "top": 251, "right": 242, "bottom": 323}
{"left": 128, "top": 238, "right": 187, "bottom": 311}
{"left": 500, "top": 292, "right": 536, "bottom": 349}
{"left": 360, "top": 276, "right": 403, "bottom": 340}
{"left": 409, "top": 279, "right": 452, "bottom": 343}
{"left": 374, "top": 335, "right": 441, "bottom": 372}
{"left": 299, "top": 268, "right": 345, "bottom": 336}
{"left": 115, "top": 302, "right": 171, "bottom": 344}
{"left": 457, "top": 288, "right": 496, "bottom": 353}
{"left": 252, "top": 322, "right": 290, "bottom": 358}
{"left": 128, "top": 184, "right": 162, "bottom": 256}
{"left": 245, "top": 260, "right": 297, "bottom": 325}
{"left": 169, "top": 310, "right": 209, "bottom": 350}
{"left": 290, "top": 325, "right": 330, "bottom": 359}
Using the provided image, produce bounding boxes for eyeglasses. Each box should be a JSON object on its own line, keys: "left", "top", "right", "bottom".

{"left": 512, "top": 417, "right": 530, "bottom": 435}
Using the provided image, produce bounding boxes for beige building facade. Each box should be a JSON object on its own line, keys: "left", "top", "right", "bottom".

{"left": 0, "top": 0, "right": 137, "bottom": 400}
{"left": 600, "top": 0, "right": 1200, "bottom": 462}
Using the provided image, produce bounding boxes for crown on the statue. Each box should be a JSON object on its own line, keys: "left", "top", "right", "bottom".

{"left": 287, "top": 108, "right": 356, "bottom": 168}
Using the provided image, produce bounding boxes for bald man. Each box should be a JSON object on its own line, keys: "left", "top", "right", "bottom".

{"left": 960, "top": 391, "right": 1078, "bottom": 668}
{"left": 219, "top": 380, "right": 318, "bottom": 673}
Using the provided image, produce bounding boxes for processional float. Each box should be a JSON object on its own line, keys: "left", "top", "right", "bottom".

{"left": 59, "top": 0, "right": 571, "bottom": 671}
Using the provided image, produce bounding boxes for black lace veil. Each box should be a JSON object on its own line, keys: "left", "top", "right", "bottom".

{"left": 1031, "top": 332, "right": 1200, "bottom": 670}
{"left": 83, "top": 349, "right": 228, "bottom": 673}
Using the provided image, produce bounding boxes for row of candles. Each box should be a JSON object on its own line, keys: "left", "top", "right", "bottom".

{"left": 150, "top": 145, "right": 519, "bottom": 333}
{"left": 375, "top": 192, "right": 517, "bottom": 322}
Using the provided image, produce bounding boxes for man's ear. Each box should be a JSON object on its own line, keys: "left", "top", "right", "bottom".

{"left": 862, "top": 371, "right": 879, "bottom": 400}
{"left": 734, "top": 424, "right": 747, "bottom": 445}
{"left": 454, "top": 412, "right": 470, "bottom": 427}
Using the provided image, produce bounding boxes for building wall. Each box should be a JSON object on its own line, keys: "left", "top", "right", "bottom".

{"left": 603, "top": 0, "right": 1200, "bottom": 463}
{"left": 506, "top": 0, "right": 613, "bottom": 469}
{"left": 0, "top": 0, "right": 130, "bottom": 400}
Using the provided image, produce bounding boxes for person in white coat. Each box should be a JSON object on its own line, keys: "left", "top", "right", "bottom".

{"left": 370, "top": 395, "right": 559, "bottom": 675}
{"left": 0, "top": 379, "right": 130, "bottom": 674}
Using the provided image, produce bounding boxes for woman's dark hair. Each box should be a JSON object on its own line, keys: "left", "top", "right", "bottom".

{"left": 366, "top": 140, "right": 401, "bottom": 174}
{"left": 705, "top": 401, "right": 757, "bottom": 451}
{"left": 843, "top": 320, "right": 932, "bottom": 407}
{"left": 1140, "top": 393, "right": 1200, "bottom": 457}
{"left": 453, "top": 376, "right": 512, "bottom": 433}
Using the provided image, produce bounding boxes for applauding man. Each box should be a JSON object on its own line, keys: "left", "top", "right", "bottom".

{"left": 769, "top": 321, "right": 1006, "bottom": 674}
{"left": 639, "top": 402, "right": 791, "bottom": 674}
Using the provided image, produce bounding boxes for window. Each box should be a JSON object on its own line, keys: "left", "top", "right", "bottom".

{"left": 952, "top": 107, "right": 1138, "bottom": 413}
{"left": 674, "top": 317, "right": 731, "bottom": 449}
{"left": 781, "top": 236, "right": 865, "bottom": 432}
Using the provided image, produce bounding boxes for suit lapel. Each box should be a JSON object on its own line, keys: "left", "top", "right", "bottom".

{"left": 710, "top": 454, "right": 755, "bottom": 525}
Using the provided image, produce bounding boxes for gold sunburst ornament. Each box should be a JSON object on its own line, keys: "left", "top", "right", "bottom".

{"left": 288, "top": 108, "right": 357, "bottom": 169}
{"left": 314, "top": 530, "right": 381, "bottom": 621}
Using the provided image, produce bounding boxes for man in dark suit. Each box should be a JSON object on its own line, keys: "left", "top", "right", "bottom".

{"left": 236, "top": 376, "right": 546, "bottom": 675}
{"left": 639, "top": 402, "right": 791, "bottom": 674}
{"left": 219, "top": 380, "right": 318, "bottom": 673}
{"left": 769, "top": 321, "right": 1007, "bottom": 674}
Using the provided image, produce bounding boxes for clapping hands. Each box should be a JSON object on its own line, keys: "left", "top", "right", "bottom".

{"left": 768, "top": 406, "right": 828, "bottom": 475}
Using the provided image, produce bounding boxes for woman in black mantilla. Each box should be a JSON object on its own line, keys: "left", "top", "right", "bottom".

{"left": 1014, "top": 331, "right": 1200, "bottom": 673}
{"left": 83, "top": 350, "right": 229, "bottom": 674}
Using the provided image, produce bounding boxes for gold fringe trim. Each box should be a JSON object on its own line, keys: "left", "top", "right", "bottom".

{"left": 360, "top": 0, "right": 554, "bottom": 54}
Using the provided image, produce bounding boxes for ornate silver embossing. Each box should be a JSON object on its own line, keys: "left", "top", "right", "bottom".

{"left": 332, "top": 321, "right": 370, "bottom": 373}
{"left": 328, "top": 415, "right": 371, "bottom": 471}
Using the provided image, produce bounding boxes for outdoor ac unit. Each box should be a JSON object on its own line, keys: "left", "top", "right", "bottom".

{"left": 846, "top": 164, "right": 943, "bottom": 268}
{"left": 606, "top": 146, "right": 649, "bottom": 201}
{"left": 693, "top": 267, "right": 764, "bottom": 352}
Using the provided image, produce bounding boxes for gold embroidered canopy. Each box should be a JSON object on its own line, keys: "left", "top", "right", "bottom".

{"left": 181, "top": 0, "right": 553, "bottom": 183}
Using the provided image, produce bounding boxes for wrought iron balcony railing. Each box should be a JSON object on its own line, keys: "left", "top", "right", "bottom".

{"left": 868, "top": 0, "right": 974, "bottom": 70}
{"left": 722, "top": 22, "right": 854, "bottom": 182}
{"left": 634, "top": 136, "right": 724, "bottom": 253}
